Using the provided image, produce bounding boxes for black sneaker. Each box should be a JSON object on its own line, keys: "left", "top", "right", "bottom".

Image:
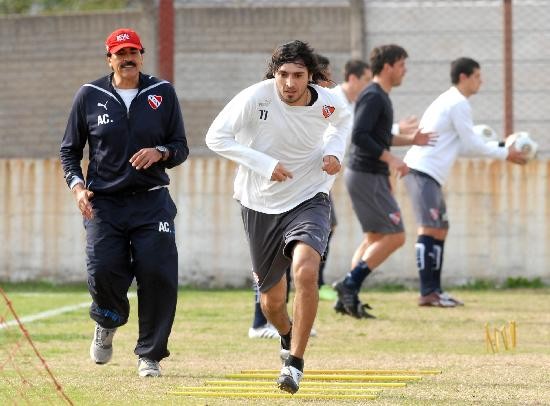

{"left": 333, "top": 280, "right": 361, "bottom": 317}
{"left": 333, "top": 281, "right": 376, "bottom": 319}
{"left": 333, "top": 299, "right": 347, "bottom": 314}
{"left": 356, "top": 302, "right": 377, "bottom": 319}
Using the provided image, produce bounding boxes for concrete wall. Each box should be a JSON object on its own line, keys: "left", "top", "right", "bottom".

{"left": 1, "top": 157, "right": 548, "bottom": 287}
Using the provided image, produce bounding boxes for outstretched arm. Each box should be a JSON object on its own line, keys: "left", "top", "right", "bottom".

{"left": 392, "top": 128, "right": 437, "bottom": 146}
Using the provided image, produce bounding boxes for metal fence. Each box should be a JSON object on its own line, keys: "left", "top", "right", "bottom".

{"left": 358, "top": 0, "right": 549, "bottom": 155}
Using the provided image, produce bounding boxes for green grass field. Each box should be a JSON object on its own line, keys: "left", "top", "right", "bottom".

{"left": 1, "top": 284, "right": 549, "bottom": 405}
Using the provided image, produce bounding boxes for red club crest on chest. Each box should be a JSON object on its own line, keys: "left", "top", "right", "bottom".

{"left": 148, "top": 95, "right": 163, "bottom": 110}
{"left": 322, "top": 105, "right": 335, "bottom": 118}
{"left": 429, "top": 208, "right": 440, "bottom": 221}
{"left": 388, "top": 211, "right": 402, "bottom": 225}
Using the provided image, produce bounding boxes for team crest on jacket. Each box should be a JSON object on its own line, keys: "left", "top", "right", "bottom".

{"left": 429, "top": 208, "right": 440, "bottom": 221}
{"left": 322, "top": 105, "right": 335, "bottom": 118}
{"left": 148, "top": 95, "right": 163, "bottom": 110}
{"left": 388, "top": 211, "right": 401, "bottom": 225}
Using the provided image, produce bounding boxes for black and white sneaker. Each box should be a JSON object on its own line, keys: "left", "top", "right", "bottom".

{"left": 277, "top": 365, "right": 303, "bottom": 394}
{"left": 248, "top": 323, "right": 279, "bottom": 339}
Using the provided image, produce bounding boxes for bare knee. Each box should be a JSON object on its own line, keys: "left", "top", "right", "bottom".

{"left": 293, "top": 264, "right": 318, "bottom": 288}
{"left": 292, "top": 254, "right": 319, "bottom": 289}
{"left": 261, "top": 289, "right": 286, "bottom": 316}
{"left": 261, "top": 298, "right": 286, "bottom": 320}
{"left": 419, "top": 227, "right": 448, "bottom": 240}
{"left": 390, "top": 232, "right": 406, "bottom": 250}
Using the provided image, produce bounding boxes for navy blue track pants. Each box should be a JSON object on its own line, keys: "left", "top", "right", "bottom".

{"left": 84, "top": 187, "right": 178, "bottom": 361}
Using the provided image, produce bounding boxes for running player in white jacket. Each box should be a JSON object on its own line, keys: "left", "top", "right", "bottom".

{"left": 206, "top": 40, "right": 351, "bottom": 394}
{"left": 403, "top": 57, "right": 526, "bottom": 307}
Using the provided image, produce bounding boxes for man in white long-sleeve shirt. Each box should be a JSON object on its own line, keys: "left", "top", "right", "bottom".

{"left": 331, "top": 59, "right": 372, "bottom": 116}
{"left": 403, "top": 57, "right": 526, "bottom": 307}
{"left": 206, "top": 40, "right": 351, "bottom": 394}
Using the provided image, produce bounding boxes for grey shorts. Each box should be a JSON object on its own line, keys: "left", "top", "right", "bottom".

{"left": 328, "top": 193, "right": 338, "bottom": 228}
{"left": 403, "top": 170, "right": 449, "bottom": 229}
{"left": 344, "top": 168, "right": 404, "bottom": 234}
{"left": 241, "top": 193, "right": 331, "bottom": 293}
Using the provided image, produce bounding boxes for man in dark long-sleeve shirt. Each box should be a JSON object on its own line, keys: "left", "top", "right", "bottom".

{"left": 60, "top": 28, "right": 188, "bottom": 377}
{"left": 348, "top": 80, "right": 395, "bottom": 175}
{"left": 333, "top": 44, "right": 433, "bottom": 318}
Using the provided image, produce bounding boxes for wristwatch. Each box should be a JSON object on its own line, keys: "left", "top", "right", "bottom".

{"left": 155, "top": 145, "right": 169, "bottom": 161}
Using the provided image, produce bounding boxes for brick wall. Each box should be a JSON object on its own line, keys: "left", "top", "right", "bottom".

{"left": 0, "top": 11, "right": 155, "bottom": 158}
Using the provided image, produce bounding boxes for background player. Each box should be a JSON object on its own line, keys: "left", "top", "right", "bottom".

{"left": 403, "top": 57, "right": 526, "bottom": 307}
{"left": 333, "top": 44, "right": 433, "bottom": 318}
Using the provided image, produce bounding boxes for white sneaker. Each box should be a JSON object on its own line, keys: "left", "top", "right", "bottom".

{"left": 248, "top": 323, "right": 279, "bottom": 339}
{"left": 90, "top": 324, "right": 117, "bottom": 364}
{"left": 280, "top": 348, "right": 290, "bottom": 363}
{"left": 418, "top": 291, "right": 456, "bottom": 307}
{"left": 280, "top": 335, "right": 291, "bottom": 363}
{"left": 137, "top": 357, "right": 161, "bottom": 377}
{"left": 277, "top": 365, "right": 303, "bottom": 394}
{"left": 439, "top": 291, "right": 465, "bottom": 306}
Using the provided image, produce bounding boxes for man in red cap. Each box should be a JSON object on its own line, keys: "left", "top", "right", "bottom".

{"left": 60, "top": 28, "right": 188, "bottom": 377}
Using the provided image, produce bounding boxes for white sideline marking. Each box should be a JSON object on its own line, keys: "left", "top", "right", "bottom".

{"left": 0, "top": 293, "right": 136, "bottom": 330}
{"left": 0, "top": 302, "right": 91, "bottom": 329}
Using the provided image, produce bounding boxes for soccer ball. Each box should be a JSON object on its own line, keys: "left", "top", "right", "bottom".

{"left": 473, "top": 124, "right": 499, "bottom": 143}
{"left": 505, "top": 131, "right": 539, "bottom": 161}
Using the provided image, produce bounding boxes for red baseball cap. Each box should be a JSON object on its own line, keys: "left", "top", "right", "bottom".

{"left": 105, "top": 28, "right": 143, "bottom": 54}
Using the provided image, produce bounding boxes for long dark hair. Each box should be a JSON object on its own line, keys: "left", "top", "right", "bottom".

{"left": 264, "top": 40, "right": 328, "bottom": 84}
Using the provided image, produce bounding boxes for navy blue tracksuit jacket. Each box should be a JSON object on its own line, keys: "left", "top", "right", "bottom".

{"left": 60, "top": 72, "right": 188, "bottom": 193}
